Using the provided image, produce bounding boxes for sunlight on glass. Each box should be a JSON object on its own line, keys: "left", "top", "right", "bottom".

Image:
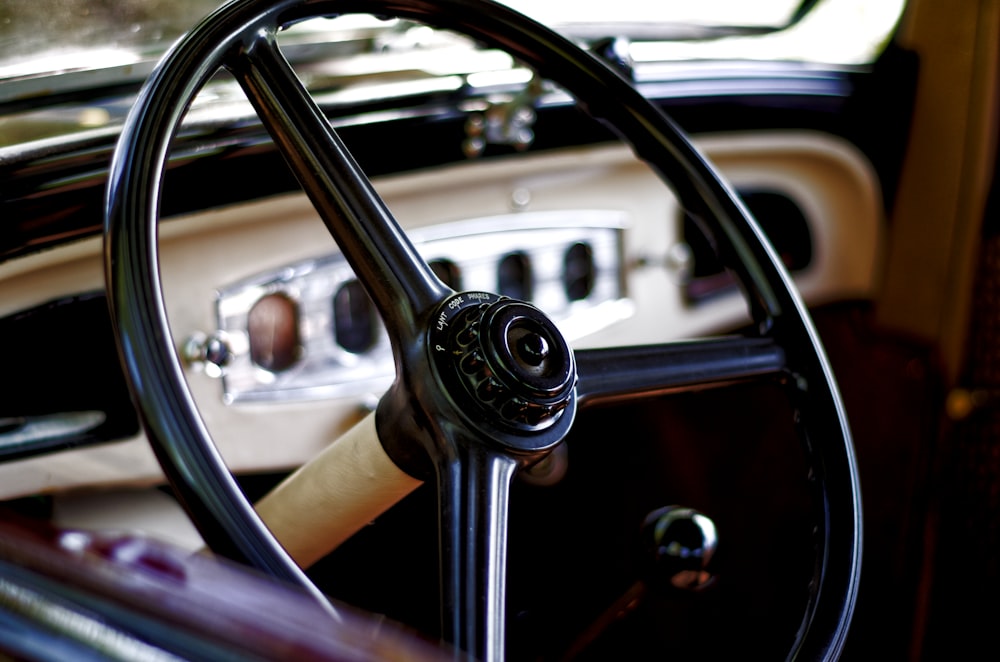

{"left": 500, "top": 0, "right": 799, "bottom": 28}
{"left": 0, "top": 0, "right": 905, "bottom": 74}
{"left": 632, "top": 0, "right": 907, "bottom": 64}
{"left": 0, "top": 0, "right": 222, "bottom": 69}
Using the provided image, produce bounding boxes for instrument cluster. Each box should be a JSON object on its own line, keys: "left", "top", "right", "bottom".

{"left": 202, "top": 210, "right": 630, "bottom": 404}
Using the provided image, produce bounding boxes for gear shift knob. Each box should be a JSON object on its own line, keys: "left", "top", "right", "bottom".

{"left": 641, "top": 505, "right": 718, "bottom": 591}
{"left": 559, "top": 504, "right": 719, "bottom": 658}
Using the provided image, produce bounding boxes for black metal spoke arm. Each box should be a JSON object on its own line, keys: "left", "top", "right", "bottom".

{"left": 575, "top": 336, "right": 787, "bottom": 405}
{"left": 230, "top": 32, "right": 448, "bottom": 339}
{"left": 435, "top": 444, "right": 518, "bottom": 662}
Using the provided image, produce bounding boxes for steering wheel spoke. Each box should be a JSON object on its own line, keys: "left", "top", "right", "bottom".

{"left": 231, "top": 29, "right": 447, "bottom": 339}
{"left": 436, "top": 443, "right": 518, "bottom": 662}
{"left": 575, "top": 336, "right": 788, "bottom": 405}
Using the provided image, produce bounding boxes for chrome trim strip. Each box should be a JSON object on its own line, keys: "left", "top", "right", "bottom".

{"left": 0, "top": 412, "right": 106, "bottom": 451}
{"left": 212, "top": 210, "right": 630, "bottom": 403}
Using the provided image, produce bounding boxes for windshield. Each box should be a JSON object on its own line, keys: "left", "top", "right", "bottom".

{"left": 0, "top": 0, "right": 805, "bottom": 72}
{"left": 0, "top": 0, "right": 215, "bottom": 68}
{"left": 0, "top": 0, "right": 906, "bottom": 110}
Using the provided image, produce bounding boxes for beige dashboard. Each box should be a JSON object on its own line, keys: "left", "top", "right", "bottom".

{"left": 0, "top": 129, "right": 882, "bottom": 503}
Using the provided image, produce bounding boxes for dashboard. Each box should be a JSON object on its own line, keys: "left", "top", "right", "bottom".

{"left": 0, "top": 130, "right": 881, "bottom": 545}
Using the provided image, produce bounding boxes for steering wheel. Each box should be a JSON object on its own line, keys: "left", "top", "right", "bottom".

{"left": 104, "top": 0, "right": 861, "bottom": 659}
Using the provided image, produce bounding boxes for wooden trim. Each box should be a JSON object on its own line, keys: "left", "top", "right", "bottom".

{"left": 875, "top": 0, "right": 1000, "bottom": 385}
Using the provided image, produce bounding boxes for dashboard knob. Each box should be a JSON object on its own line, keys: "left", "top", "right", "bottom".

{"left": 182, "top": 330, "right": 234, "bottom": 378}
{"left": 642, "top": 506, "right": 717, "bottom": 592}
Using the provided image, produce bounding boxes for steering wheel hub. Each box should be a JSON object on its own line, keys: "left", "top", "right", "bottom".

{"left": 430, "top": 292, "right": 576, "bottom": 434}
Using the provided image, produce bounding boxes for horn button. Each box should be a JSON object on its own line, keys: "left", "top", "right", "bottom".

{"left": 430, "top": 292, "right": 576, "bottom": 445}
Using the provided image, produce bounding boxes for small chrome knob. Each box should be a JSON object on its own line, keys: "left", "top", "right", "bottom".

{"left": 182, "top": 331, "right": 233, "bottom": 378}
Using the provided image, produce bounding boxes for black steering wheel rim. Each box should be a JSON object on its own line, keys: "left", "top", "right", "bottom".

{"left": 104, "top": 0, "right": 861, "bottom": 659}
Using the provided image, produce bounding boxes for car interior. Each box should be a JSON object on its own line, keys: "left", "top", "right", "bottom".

{"left": 0, "top": 0, "right": 997, "bottom": 659}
